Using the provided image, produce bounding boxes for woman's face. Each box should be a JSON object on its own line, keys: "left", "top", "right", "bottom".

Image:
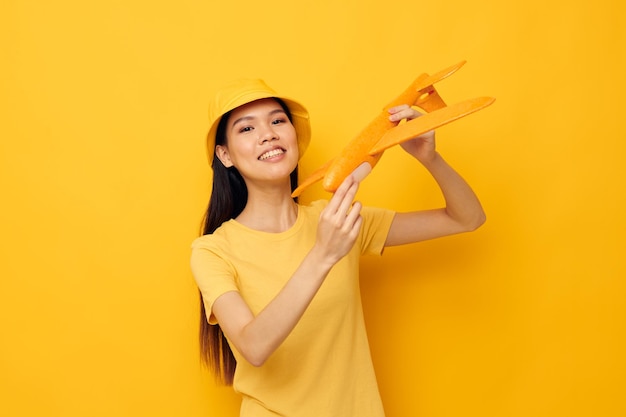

{"left": 216, "top": 98, "right": 298, "bottom": 185}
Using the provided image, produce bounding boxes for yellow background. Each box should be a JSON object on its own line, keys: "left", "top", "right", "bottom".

{"left": 1, "top": 0, "right": 624, "bottom": 416}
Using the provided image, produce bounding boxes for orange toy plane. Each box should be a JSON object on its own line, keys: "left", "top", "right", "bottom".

{"left": 291, "top": 61, "right": 495, "bottom": 198}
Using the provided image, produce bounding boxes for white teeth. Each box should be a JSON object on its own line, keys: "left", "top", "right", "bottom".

{"left": 259, "top": 149, "right": 284, "bottom": 160}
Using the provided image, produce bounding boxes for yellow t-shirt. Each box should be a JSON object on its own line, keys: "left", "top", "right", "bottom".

{"left": 191, "top": 200, "right": 395, "bottom": 417}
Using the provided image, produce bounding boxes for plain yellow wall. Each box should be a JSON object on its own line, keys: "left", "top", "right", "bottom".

{"left": 1, "top": 0, "right": 624, "bottom": 416}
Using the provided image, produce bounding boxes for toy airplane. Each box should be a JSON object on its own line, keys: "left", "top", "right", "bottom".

{"left": 291, "top": 61, "right": 495, "bottom": 197}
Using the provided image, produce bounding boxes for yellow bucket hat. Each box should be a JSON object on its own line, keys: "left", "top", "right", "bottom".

{"left": 206, "top": 79, "right": 311, "bottom": 166}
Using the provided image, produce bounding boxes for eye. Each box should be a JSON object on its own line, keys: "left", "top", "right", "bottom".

{"left": 272, "top": 118, "right": 287, "bottom": 125}
{"left": 239, "top": 126, "right": 253, "bottom": 133}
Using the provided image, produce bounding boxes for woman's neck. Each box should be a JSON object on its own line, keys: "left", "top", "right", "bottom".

{"left": 236, "top": 185, "right": 298, "bottom": 233}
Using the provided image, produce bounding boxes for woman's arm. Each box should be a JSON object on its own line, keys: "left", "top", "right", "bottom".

{"left": 384, "top": 105, "right": 486, "bottom": 247}
{"left": 211, "top": 176, "right": 363, "bottom": 367}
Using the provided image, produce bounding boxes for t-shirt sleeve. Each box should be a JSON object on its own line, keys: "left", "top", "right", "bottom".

{"left": 359, "top": 205, "right": 396, "bottom": 256}
{"left": 190, "top": 239, "right": 239, "bottom": 325}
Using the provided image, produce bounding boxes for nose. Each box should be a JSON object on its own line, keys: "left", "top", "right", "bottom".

{"left": 258, "top": 124, "right": 278, "bottom": 144}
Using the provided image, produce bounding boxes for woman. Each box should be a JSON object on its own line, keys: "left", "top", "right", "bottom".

{"left": 190, "top": 78, "right": 485, "bottom": 417}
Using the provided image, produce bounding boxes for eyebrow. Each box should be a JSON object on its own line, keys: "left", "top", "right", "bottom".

{"left": 230, "top": 109, "right": 287, "bottom": 128}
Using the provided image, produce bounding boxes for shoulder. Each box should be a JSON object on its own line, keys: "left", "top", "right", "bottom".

{"left": 191, "top": 227, "right": 227, "bottom": 251}
{"left": 191, "top": 218, "right": 249, "bottom": 247}
{"left": 190, "top": 222, "right": 240, "bottom": 264}
{"left": 190, "top": 229, "right": 237, "bottom": 281}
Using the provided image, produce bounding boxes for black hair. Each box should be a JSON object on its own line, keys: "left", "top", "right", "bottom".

{"left": 198, "top": 98, "right": 298, "bottom": 385}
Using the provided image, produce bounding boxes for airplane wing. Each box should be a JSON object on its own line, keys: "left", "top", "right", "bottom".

{"left": 368, "top": 96, "right": 495, "bottom": 155}
{"left": 291, "top": 158, "right": 335, "bottom": 198}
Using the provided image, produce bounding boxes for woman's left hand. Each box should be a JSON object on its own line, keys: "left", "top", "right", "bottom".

{"left": 388, "top": 104, "right": 437, "bottom": 164}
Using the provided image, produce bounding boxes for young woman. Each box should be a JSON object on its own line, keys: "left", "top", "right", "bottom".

{"left": 190, "top": 78, "right": 485, "bottom": 417}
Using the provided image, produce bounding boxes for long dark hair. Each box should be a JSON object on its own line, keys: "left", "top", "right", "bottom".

{"left": 199, "top": 98, "right": 299, "bottom": 385}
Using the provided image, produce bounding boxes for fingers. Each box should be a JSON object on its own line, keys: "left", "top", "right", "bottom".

{"left": 388, "top": 104, "right": 422, "bottom": 122}
{"left": 327, "top": 174, "right": 357, "bottom": 213}
{"left": 327, "top": 176, "right": 362, "bottom": 230}
{"left": 345, "top": 201, "right": 363, "bottom": 231}
{"left": 336, "top": 179, "right": 359, "bottom": 218}
{"left": 325, "top": 166, "right": 369, "bottom": 236}
{"left": 317, "top": 176, "right": 363, "bottom": 263}
{"left": 351, "top": 162, "right": 372, "bottom": 183}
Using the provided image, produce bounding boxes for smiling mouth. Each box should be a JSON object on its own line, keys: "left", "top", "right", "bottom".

{"left": 258, "top": 148, "right": 285, "bottom": 160}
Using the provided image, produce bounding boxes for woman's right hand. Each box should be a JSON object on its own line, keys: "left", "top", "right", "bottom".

{"left": 314, "top": 174, "right": 363, "bottom": 265}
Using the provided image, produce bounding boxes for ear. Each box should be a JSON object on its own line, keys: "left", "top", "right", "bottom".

{"left": 215, "top": 145, "right": 234, "bottom": 168}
